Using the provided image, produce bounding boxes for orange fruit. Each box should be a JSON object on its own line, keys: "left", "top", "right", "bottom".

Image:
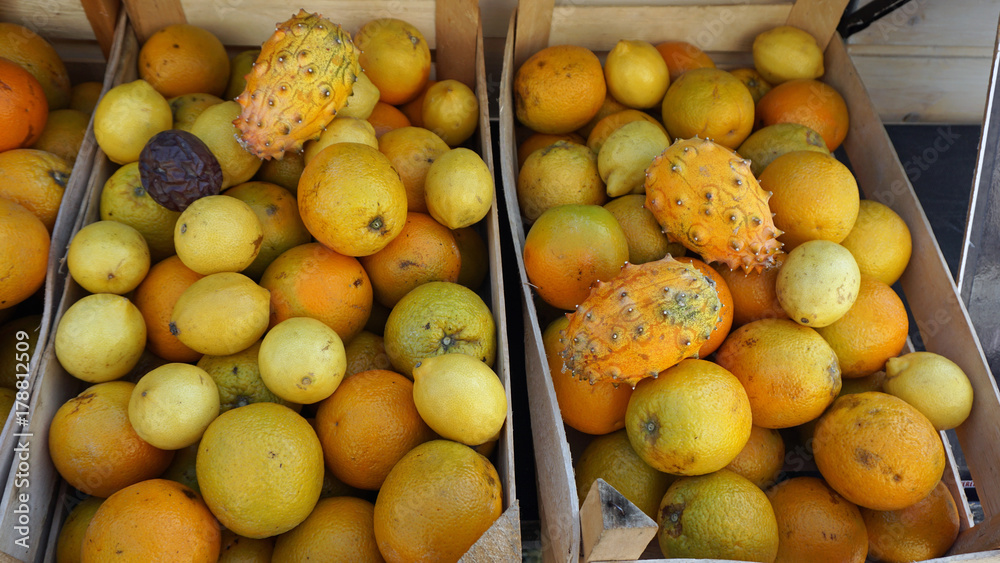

{"left": 366, "top": 101, "right": 412, "bottom": 138}
{"left": 0, "top": 57, "right": 48, "bottom": 151}
{"left": 725, "top": 425, "right": 785, "bottom": 489}
{"left": 523, "top": 204, "right": 628, "bottom": 311}
{"left": 626, "top": 359, "right": 752, "bottom": 475}
{"left": 272, "top": 496, "right": 382, "bottom": 562}
{"left": 82, "top": 479, "right": 220, "bottom": 561}
{"left": 260, "top": 242, "right": 373, "bottom": 342}
{"left": 0, "top": 198, "right": 49, "bottom": 310}
{"left": 715, "top": 318, "right": 842, "bottom": 429}
{"left": 840, "top": 200, "right": 912, "bottom": 286}
{"left": 661, "top": 67, "right": 755, "bottom": 149}
{"left": 314, "top": 369, "right": 436, "bottom": 490}
{"left": 586, "top": 108, "right": 665, "bottom": 154}
{"left": 862, "top": 480, "right": 960, "bottom": 562}
{"left": 813, "top": 392, "right": 945, "bottom": 511}
{"left": 377, "top": 126, "right": 450, "bottom": 213}
{"left": 514, "top": 45, "right": 606, "bottom": 134}
{"left": 55, "top": 496, "right": 104, "bottom": 563}
{"left": 713, "top": 257, "right": 789, "bottom": 326}
{"left": 218, "top": 529, "right": 274, "bottom": 562}
{"left": 223, "top": 181, "right": 311, "bottom": 281}
{"left": 355, "top": 18, "right": 431, "bottom": 105}
{"left": 138, "top": 24, "right": 230, "bottom": 98}
{"left": 730, "top": 67, "right": 772, "bottom": 103}
{"left": 0, "top": 23, "right": 70, "bottom": 109}
{"left": 603, "top": 193, "right": 686, "bottom": 265}
{"left": 517, "top": 140, "right": 606, "bottom": 223}
{"left": 675, "top": 256, "right": 733, "bottom": 357}
{"left": 655, "top": 40, "right": 716, "bottom": 82}
{"left": 400, "top": 79, "right": 437, "bottom": 127}
{"left": 31, "top": 108, "right": 89, "bottom": 166}
{"left": 766, "top": 476, "right": 868, "bottom": 563}
{"left": 757, "top": 79, "right": 850, "bottom": 151}
{"left": 48, "top": 381, "right": 174, "bottom": 498}
{"left": 0, "top": 148, "right": 70, "bottom": 231}
{"left": 575, "top": 429, "right": 676, "bottom": 520}
{"left": 298, "top": 142, "right": 408, "bottom": 257}
{"left": 359, "top": 212, "right": 462, "bottom": 308}
{"left": 70, "top": 81, "right": 104, "bottom": 114}
{"left": 453, "top": 226, "right": 488, "bottom": 290}
{"left": 517, "top": 131, "right": 585, "bottom": 168}
{"left": 196, "top": 341, "right": 300, "bottom": 414}
{"left": 373, "top": 439, "right": 502, "bottom": 561}
{"left": 421, "top": 79, "right": 479, "bottom": 146}
{"left": 815, "top": 275, "right": 908, "bottom": 378}
{"left": 343, "top": 331, "right": 392, "bottom": 377}
{"left": 543, "top": 316, "right": 632, "bottom": 435}
{"left": 133, "top": 255, "right": 206, "bottom": 363}
{"left": 758, "top": 151, "right": 860, "bottom": 249}
{"left": 254, "top": 149, "right": 304, "bottom": 195}
{"left": 577, "top": 93, "right": 629, "bottom": 139}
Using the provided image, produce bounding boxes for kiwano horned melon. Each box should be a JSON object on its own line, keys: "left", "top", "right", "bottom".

{"left": 560, "top": 256, "right": 722, "bottom": 387}
{"left": 234, "top": 9, "right": 361, "bottom": 160}
{"left": 645, "top": 137, "right": 783, "bottom": 272}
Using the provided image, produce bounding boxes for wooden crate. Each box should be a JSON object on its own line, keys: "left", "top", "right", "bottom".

{"left": 497, "top": 0, "right": 1000, "bottom": 561}
{"left": 0, "top": 1, "right": 520, "bottom": 561}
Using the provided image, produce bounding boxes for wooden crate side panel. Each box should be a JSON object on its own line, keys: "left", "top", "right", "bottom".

{"left": 848, "top": 0, "right": 1000, "bottom": 50}
{"left": 0, "top": 0, "right": 98, "bottom": 41}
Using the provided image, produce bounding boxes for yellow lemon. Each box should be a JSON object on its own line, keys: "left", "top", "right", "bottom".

{"left": 100, "top": 161, "right": 181, "bottom": 262}
{"left": 224, "top": 49, "right": 260, "bottom": 101}
{"left": 776, "top": 240, "right": 861, "bottom": 327}
{"left": 424, "top": 147, "right": 494, "bottom": 229}
{"left": 736, "top": 122, "right": 830, "bottom": 177}
{"left": 884, "top": 352, "right": 974, "bottom": 430}
{"left": 753, "top": 25, "right": 825, "bottom": 84}
{"left": 168, "top": 93, "right": 224, "bottom": 132}
{"left": 55, "top": 497, "right": 104, "bottom": 563}
{"left": 604, "top": 39, "right": 670, "bottom": 109}
{"left": 93, "top": 79, "right": 172, "bottom": 165}
{"left": 170, "top": 272, "right": 270, "bottom": 356}
{"left": 303, "top": 117, "right": 379, "bottom": 164}
{"left": 129, "top": 363, "right": 221, "bottom": 450}
{"left": 190, "top": 101, "right": 262, "bottom": 189}
{"left": 338, "top": 71, "right": 380, "bottom": 120}
{"left": 174, "top": 195, "right": 263, "bottom": 275}
{"left": 597, "top": 120, "right": 670, "bottom": 197}
{"left": 412, "top": 353, "right": 507, "bottom": 446}
{"left": 55, "top": 293, "right": 147, "bottom": 383}
{"left": 258, "top": 317, "right": 347, "bottom": 405}
{"left": 67, "top": 220, "right": 151, "bottom": 295}
{"left": 421, "top": 79, "right": 478, "bottom": 147}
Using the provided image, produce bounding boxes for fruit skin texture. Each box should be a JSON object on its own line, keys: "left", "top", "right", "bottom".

{"left": 766, "top": 477, "right": 868, "bottom": 563}
{"left": 169, "top": 272, "right": 270, "bottom": 356}
{"left": 657, "top": 469, "right": 779, "bottom": 562}
{"left": 0, "top": 23, "right": 71, "bottom": 110}
{"left": 776, "top": 239, "right": 861, "bottom": 327}
{"left": 271, "top": 496, "right": 383, "bottom": 562}
{"left": 354, "top": 18, "right": 431, "bottom": 106}
{"left": 625, "top": 359, "right": 752, "bottom": 475}
{"left": 514, "top": 44, "right": 606, "bottom": 134}
{"left": 645, "top": 138, "right": 783, "bottom": 272}
{"left": 412, "top": 353, "right": 508, "bottom": 447}
{"left": 861, "top": 480, "right": 960, "bottom": 562}
{"left": 0, "top": 198, "right": 49, "bottom": 310}
{"left": 813, "top": 392, "right": 945, "bottom": 511}
{"left": 0, "top": 57, "right": 48, "bottom": 151}
{"left": 54, "top": 293, "right": 147, "bottom": 383}
{"left": 560, "top": 256, "right": 722, "bottom": 387}
{"left": 725, "top": 425, "right": 785, "bottom": 489}
{"left": 373, "top": 440, "right": 503, "bottom": 562}
{"left": 660, "top": 68, "right": 755, "bottom": 149}
{"left": 752, "top": 25, "right": 825, "bottom": 85}
{"left": 883, "top": 351, "right": 974, "bottom": 430}
{"left": 234, "top": 10, "right": 361, "bottom": 160}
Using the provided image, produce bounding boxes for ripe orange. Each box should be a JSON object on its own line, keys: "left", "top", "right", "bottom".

{"left": 725, "top": 425, "right": 785, "bottom": 489}
{"left": 366, "top": 101, "right": 412, "bottom": 138}
{"left": 359, "top": 212, "right": 462, "bottom": 308}
{"left": 675, "top": 256, "right": 733, "bottom": 357}
{"left": 575, "top": 429, "right": 676, "bottom": 520}
{"left": 0, "top": 23, "right": 71, "bottom": 109}
{"left": 223, "top": 181, "right": 311, "bottom": 281}
{"left": 218, "top": 529, "right": 274, "bottom": 561}
{"left": 730, "top": 67, "right": 772, "bottom": 103}
{"left": 715, "top": 318, "right": 841, "bottom": 428}
{"left": 603, "top": 193, "right": 685, "bottom": 265}
{"left": 0, "top": 148, "right": 70, "bottom": 231}
{"left": 70, "top": 81, "right": 103, "bottom": 114}
{"left": 48, "top": 381, "right": 174, "bottom": 498}
{"left": 453, "top": 226, "right": 488, "bottom": 289}
{"left": 514, "top": 45, "right": 606, "bottom": 134}
{"left": 713, "top": 258, "right": 789, "bottom": 326}
{"left": 343, "top": 330, "right": 392, "bottom": 377}
{"left": 400, "top": 79, "right": 436, "bottom": 127}
{"left": 31, "top": 108, "right": 89, "bottom": 166}
{"left": 862, "top": 480, "right": 960, "bottom": 562}
{"left": 517, "top": 131, "right": 585, "bottom": 169}
{"left": 55, "top": 496, "right": 103, "bottom": 563}
{"left": 0, "top": 57, "right": 48, "bottom": 151}
{"left": 272, "top": 497, "right": 382, "bottom": 562}
{"left": 522, "top": 204, "right": 628, "bottom": 311}
{"left": 196, "top": 341, "right": 300, "bottom": 414}
{"left": 0, "top": 198, "right": 49, "bottom": 310}
{"left": 254, "top": 149, "right": 305, "bottom": 194}
{"left": 543, "top": 316, "right": 632, "bottom": 435}
{"left": 758, "top": 150, "right": 860, "bottom": 248}
{"left": 757, "top": 79, "right": 850, "bottom": 151}
{"left": 655, "top": 40, "right": 716, "bottom": 82}
{"left": 132, "top": 255, "right": 205, "bottom": 363}
{"left": 517, "top": 140, "right": 607, "bottom": 223}
{"left": 813, "top": 392, "right": 945, "bottom": 511}
{"left": 259, "top": 242, "right": 373, "bottom": 343}
{"left": 660, "top": 68, "right": 755, "bottom": 149}
{"left": 298, "top": 142, "right": 408, "bottom": 257}
{"left": 355, "top": 18, "right": 431, "bottom": 105}
{"left": 82, "top": 479, "right": 220, "bottom": 561}
{"left": 314, "top": 369, "right": 436, "bottom": 490}
{"left": 577, "top": 94, "right": 629, "bottom": 138}
{"left": 815, "top": 275, "right": 908, "bottom": 378}
{"left": 138, "top": 24, "right": 230, "bottom": 98}
{"left": 377, "top": 126, "right": 450, "bottom": 213}
{"left": 840, "top": 200, "right": 912, "bottom": 286}
{"left": 766, "top": 476, "right": 868, "bottom": 563}
{"left": 374, "top": 439, "right": 502, "bottom": 561}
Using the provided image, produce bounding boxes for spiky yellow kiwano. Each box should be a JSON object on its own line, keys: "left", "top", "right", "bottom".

{"left": 234, "top": 10, "right": 361, "bottom": 160}
{"left": 645, "top": 137, "right": 783, "bottom": 272}
{"left": 560, "top": 256, "right": 722, "bottom": 387}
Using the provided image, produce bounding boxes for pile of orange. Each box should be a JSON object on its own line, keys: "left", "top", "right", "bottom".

{"left": 516, "top": 25, "right": 964, "bottom": 561}
{"left": 48, "top": 13, "right": 506, "bottom": 562}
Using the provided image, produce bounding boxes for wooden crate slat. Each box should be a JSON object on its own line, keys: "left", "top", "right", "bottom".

{"left": 436, "top": 0, "right": 479, "bottom": 88}
{"left": 784, "top": 0, "right": 850, "bottom": 49}
{"left": 79, "top": 0, "right": 119, "bottom": 57}
{"left": 0, "top": 0, "right": 99, "bottom": 41}
{"left": 121, "top": 0, "right": 186, "bottom": 44}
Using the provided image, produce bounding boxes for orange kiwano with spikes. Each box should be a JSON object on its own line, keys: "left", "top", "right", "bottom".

{"left": 560, "top": 255, "right": 722, "bottom": 387}
{"left": 645, "top": 137, "right": 783, "bottom": 272}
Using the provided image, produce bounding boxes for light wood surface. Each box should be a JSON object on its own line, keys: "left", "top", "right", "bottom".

{"left": 121, "top": 0, "right": 186, "bottom": 44}
{"left": 79, "top": 0, "right": 119, "bottom": 57}
{"left": 580, "top": 480, "right": 657, "bottom": 562}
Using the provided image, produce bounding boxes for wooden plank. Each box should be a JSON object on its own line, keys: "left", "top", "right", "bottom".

{"left": 848, "top": 44, "right": 994, "bottom": 58}
{"left": 460, "top": 503, "right": 522, "bottom": 562}
{"left": 513, "top": 0, "right": 552, "bottom": 69}
{"left": 0, "top": 0, "right": 99, "bottom": 41}
{"left": 785, "top": 0, "right": 851, "bottom": 50}
{"left": 949, "top": 511, "right": 1000, "bottom": 557}
{"left": 825, "top": 32, "right": 1000, "bottom": 521}
{"left": 436, "top": 0, "right": 478, "bottom": 88}
{"left": 79, "top": 0, "right": 119, "bottom": 58}
{"left": 121, "top": 0, "right": 185, "bottom": 44}
{"left": 580, "top": 480, "right": 657, "bottom": 562}
{"left": 848, "top": 0, "right": 1000, "bottom": 50}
